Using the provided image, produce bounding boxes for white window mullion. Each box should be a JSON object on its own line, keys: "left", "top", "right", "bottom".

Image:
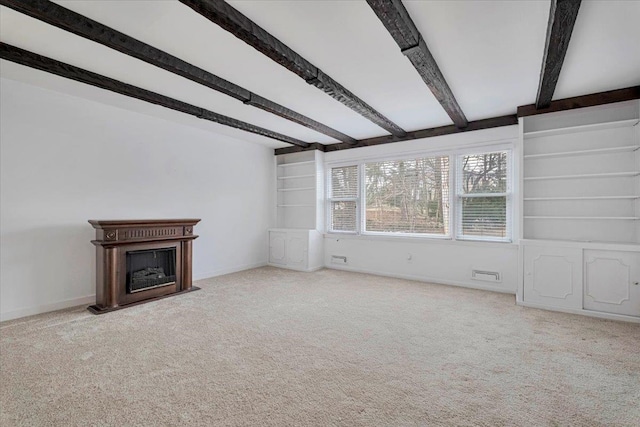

{"left": 450, "top": 154, "right": 457, "bottom": 240}
{"left": 358, "top": 163, "right": 365, "bottom": 235}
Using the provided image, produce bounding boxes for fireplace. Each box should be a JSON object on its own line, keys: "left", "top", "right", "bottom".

{"left": 126, "top": 247, "right": 177, "bottom": 293}
{"left": 88, "top": 219, "right": 200, "bottom": 314}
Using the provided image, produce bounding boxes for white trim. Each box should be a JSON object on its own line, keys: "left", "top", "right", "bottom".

{"left": 277, "top": 187, "right": 315, "bottom": 192}
{"left": 523, "top": 145, "right": 640, "bottom": 159}
{"left": 523, "top": 118, "right": 639, "bottom": 139}
{"left": 524, "top": 172, "right": 639, "bottom": 180}
{"left": 358, "top": 162, "right": 365, "bottom": 234}
{"left": 0, "top": 262, "right": 270, "bottom": 322}
{"left": 449, "top": 154, "right": 457, "bottom": 239}
{"left": 0, "top": 294, "right": 95, "bottom": 322}
{"left": 524, "top": 196, "right": 640, "bottom": 200}
{"left": 323, "top": 232, "right": 518, "bottom": 248}
{"left": 325, "top": 229, "right": 359, "bottom": 236}
{"left": 193, "top": 261, "right": 268, "bottom": 281}
{"left": 515, "top": 297, "right": 640, "bottom": 323}
{"left": 277, "top": 174, "right": 315, "bottom": 180}
{"left": 516, "top": 118, "right": 525, "bottom": 303}
{"left": 267, "top": 264, "right": 323, "bottom": 272}
{"left": 456, "top": 236, "right": 513, "bottom": 243}
{"left": 324, "top": 136, "right": 517, "bottom": 164}
{"left": 517, "top": 116, "right": 525, "bottom": 243}
{"left": 324, "top": 141, "right": 515, "bottom": 169}
{"left": 325, "top": 264, "right": 515, "bottom": 294}
{"left": 360, "top": 230, "right": 451, "bottom": 239}
{"left": 524, "top": 216, "right": 639, "bottom": 220}
{"left": 520, "top": 239, "right": 640, "bottom": 251}
{"left": 327, "top": 197, "right": 358, "bottom": 202}
{"left": 277, "top": 160, "right": 315, "bottom": 167}
{"left": 459, "top": 192, "right": 509, "bottom": 198}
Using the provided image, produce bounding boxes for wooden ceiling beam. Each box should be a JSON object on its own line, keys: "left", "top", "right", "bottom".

{"left": 179, "top": 0, "right": 407, "bottom": 138}
{"left": 366, "top": 0, "right": 468, "bottom": 128}
{"left": 535, "top": 0, "right": 582, "bottom": 109}
{"left": 275, "top": 115, "right": 517, "bottom": 155}
{"left": 0, "top": 43, "right": 309, "bottom": 147}
{"left": 277, "top": 84, "right": 640, "bottom": 154}
{"left": 0, "top": 0, "right": 355, "bottom": 144}
{"left": 519, "top": 86, "right": 640, "bottom": 117}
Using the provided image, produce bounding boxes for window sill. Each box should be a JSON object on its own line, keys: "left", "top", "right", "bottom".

{"left": 323, "top": 232, "right": 517, "bottom": 247}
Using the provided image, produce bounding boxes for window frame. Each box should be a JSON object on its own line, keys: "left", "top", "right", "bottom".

{"left": 326, "top": 163, "right": 360, "bottom": 234}
{"left": 454, "top": 149, "right": 513, "bottom": 243}
{"left": 325, "top": 143, "right": 513, "bottom": 243}
{"left": 361, "top": 155, "right": 452, "bottom": 239}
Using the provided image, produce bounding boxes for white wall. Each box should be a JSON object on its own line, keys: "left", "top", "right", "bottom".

{"left": 0, "top": 78, "right": 275, "bottom": 321}
{"left": 323, "top": 126, "right": 520, "bottom": 294}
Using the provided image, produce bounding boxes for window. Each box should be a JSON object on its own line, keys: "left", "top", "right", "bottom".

{"left": 328, "top": 165, "right": 358, "bottom": 232}
{"left": 326, "top": 147, "right": 512, "bottom": 242}
{"left": 364, "top": 156, "right": 449, "bottom": 236}
{"left": 456, "top": 151, "right": 510, "bottom": 241}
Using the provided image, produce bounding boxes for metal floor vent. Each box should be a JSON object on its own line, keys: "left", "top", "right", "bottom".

{"left": 331, "top": 255, "right": 348, "bottom": 265}
{"left": 472, "top": 270, "right": 501, "bottom": 282}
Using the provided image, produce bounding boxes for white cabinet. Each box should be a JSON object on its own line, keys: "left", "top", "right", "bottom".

{"left": 268, "top": 231, "right": 287, "bottom": 265}
{"left": 286, "top": 232, "right": 308, "bottom": 270}
{"left": 523, "top": 245, "right": 582, "bottom": 309}
{"left": 518, "top": 101, "right": 640, "bottom": 322}
{"left": 520, "top": 241, "right": 640, "bottom": 320}
{"left": 584, "top": 250, "right": 640, "bottom": 317}
{"left": 268, "top": 229, "right": 323, "bottom": 272}
{"left": 272, "top": 152, "right": 324, "bottom": 273}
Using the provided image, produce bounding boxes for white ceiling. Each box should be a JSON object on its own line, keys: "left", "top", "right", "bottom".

{"left": 1, "top": 0, "right": 638, "bottom": 149}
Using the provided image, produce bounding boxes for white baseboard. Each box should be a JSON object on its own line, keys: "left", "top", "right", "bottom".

{"left": 325, "top": 264, "right": 516, "bottom": 295}
{"left": 0, "top": 294, "right": 96, "bottom": 322}
{"left": 267, "top": 263, "right": 324, "bottom": 272}
{"left": 1, "top": 262, "right": 269, "bottom": 322}
{"left": 515, "top": 298, "right": 640, "bottom": 323}
{"left": 193, "top": 261, "right": 268, "bottom": 281}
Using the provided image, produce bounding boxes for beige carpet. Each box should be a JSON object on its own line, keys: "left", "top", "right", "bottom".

{"left": 1, "top": 267, "right": 639, "bottom": 426}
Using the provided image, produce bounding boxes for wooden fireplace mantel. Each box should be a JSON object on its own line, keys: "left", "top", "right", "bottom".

{"left": 88, "top": 219, "right": 201, "bottom": 314}
{"left": 89, "top": 218, "right": 200, "bottom": 246}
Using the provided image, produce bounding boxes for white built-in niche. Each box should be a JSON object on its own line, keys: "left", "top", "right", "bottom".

{"left": 522, "top": 100, "right": 640, "bottom": 244}
{"left": 269, "top": 151, "right": 324, "bottom": 271}
{"left": 519, "top": 100, "right": 640, "bottom": 321}
{"left": 275, "top": 150, "right": 324, "bottom": 230}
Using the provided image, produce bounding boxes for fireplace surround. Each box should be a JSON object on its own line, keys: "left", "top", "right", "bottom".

{"left": 88, "top": 219, "right": 200, "bottom": 314}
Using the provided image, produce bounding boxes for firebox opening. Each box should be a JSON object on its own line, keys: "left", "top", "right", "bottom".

{"left": 126, "top": 248, "right": 177, "bottom": 293}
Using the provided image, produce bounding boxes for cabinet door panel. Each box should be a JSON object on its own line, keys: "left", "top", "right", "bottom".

{"left": 584, "top": 250, "right": 640, "bottom": 317}
{"left": 269, "top": 232, "right": 287, "bottom": 265}
{"left": 524, "top": 246, "right": 582, "bottom": 309}
{"left": 287, "top": 232, "right": 308, "bottom": 269}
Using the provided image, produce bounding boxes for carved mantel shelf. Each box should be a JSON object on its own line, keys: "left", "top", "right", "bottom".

{"left": 88, "top": 219, "right": 201, "bottom": 314}
{"left": 89, "top": 219, "right": 199, "bottom": 246}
